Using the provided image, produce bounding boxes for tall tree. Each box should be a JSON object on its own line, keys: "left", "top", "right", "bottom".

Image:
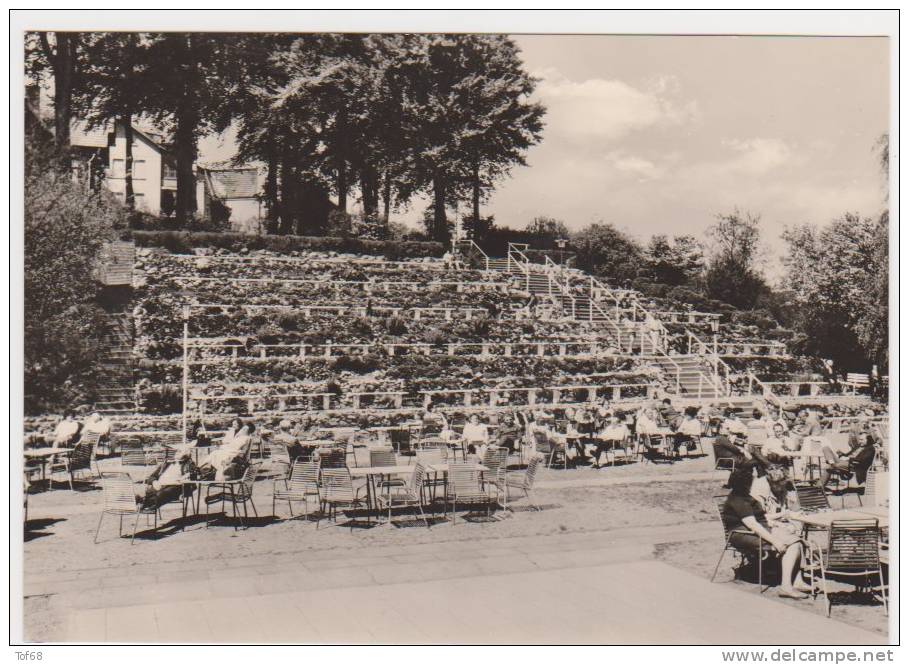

{"left": 704, "top": 209, "right": 767, "bottom": 309}
{"left": 145, "top": 33, "right": 241, "bottom": 224}
{"left": 392, "top": 34, "right": 544, "bottom": 244}
{"left": 645, "top": 234, "right": 704, "bottom": 286}
{"left": 454, "top": 36, "right": 545, "bottom": 229}
{"left": 26, "top": 31, "right": 82, "bottom": 169}
{"left": 782, "top": 213, "right": 888, "bottom": 370}
{"left": 75, "top": 33, "right": 154, "bottom": 211}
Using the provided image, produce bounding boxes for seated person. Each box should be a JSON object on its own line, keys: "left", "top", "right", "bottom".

{"left": 658, "top": 398, "right": 682, "bottom": 430}
{"left": 462, "top": 414, "right": 490, "bottom": 457}
{"left": 761, "top": 423, "right": 798, "bottom": 465}
{"left": 714, "top": 424, "right": 769, "bottom": 478}
{"left": 198, "top": 421, "right": 255, "bottom": 481}
{"left": 722, "top": 467, "right": 810, "bottom": 599}
{"left": 750, "top": 464, "right": 794, "bottom": 514}
{"left": 722, "top": 409, "right": 749, "bottom": 439}
{"left": 421, "top": 402, "right": 447, "bottom": 436}
{"left": 139, "top": 448, "right": 196, "bottom": 510}
{"left": 819, "top": 426, "right": 877, "bottom": 488}
{"left": 84, "top": 412, "right": 113, "bottom": 451}
{"left": 495, "top": 414, "right": 521, "bottom": 453}
{"left": 52, "top": 410, "right": 82, "bottom": 449}
{"left": 590, "top": 414, "right": 630, "bottom": 467}
{"left": 274, "top": 419, "right": 305, "bottom": 462}
{"left": 674, "top": 407, "right": 703, "bottom": 451}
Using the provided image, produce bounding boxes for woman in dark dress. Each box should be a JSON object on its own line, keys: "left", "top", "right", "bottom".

{"left": 722, "top": 467, "right": 810, "bottom": 599}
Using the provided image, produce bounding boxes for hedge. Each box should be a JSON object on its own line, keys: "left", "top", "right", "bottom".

{"left": 128, "top": 230, "right": 445, "bottom": 260}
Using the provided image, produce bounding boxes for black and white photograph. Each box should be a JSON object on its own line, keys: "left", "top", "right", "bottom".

{"left": 11, "top": 10, "right": 898, "bottom": 650}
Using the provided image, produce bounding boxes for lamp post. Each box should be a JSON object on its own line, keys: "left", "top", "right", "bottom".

{"left": 556, "top": 237, "right": 567, "bottom": 266}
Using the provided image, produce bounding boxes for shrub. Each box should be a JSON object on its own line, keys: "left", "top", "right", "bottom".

{"left": 129, "top": 230, "right": 444, "bottom": 259}
{"left": 332, "top": 354, "right": 382, "bottom": 374}
{"left": 422, "top": 327, "right": 448, "bottom": 346}
{"left": 384, "top": 314, "right": 409, "bottom": 336}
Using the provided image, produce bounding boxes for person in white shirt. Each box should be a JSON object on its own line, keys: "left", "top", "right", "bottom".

{"left": 722, "top": 410, "right": 749, "bottom": 440}
{"left": 52, "top": 410, "right": 82, "bottom": 448}
{"left": 199, "top": 421, "right": 255, "bottom": 481}
{"left": 762, "top": 423, "right": 797, "bottom": 463}
{"left": 462, "top": 414, "right": 490, "bottom": 457}
{"left": 674, "top": 407, "right": 703, "bottom": 452}
{"left": 84, "top": 412, "right": 113, "bottom": 453}
{"left": 591, "top": 414, "right": 630, "bottom": 467}
{"left": 84, "top": 412, "right": 112, "bottom": 437}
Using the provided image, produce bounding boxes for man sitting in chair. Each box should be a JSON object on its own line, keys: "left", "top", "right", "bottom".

{"left": 762, "top": 422, "right": 799, "bottom": 465}
{"left": 139, "top": 447, "right": 196, "bottom": 510}
{"left": 722, "top": 467, "right": 810, "bottom": 599}
{"left": 818, "top": 424, "right": 878, "bottom": 489}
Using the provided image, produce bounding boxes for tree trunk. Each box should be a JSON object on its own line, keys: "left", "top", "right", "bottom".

{"left": 265, "top": 144, "right": 279, "bottom": 233}
{"left": 432, "top": 173, "right": 449, "bottom": 244}
{"left": 382, "top": 167, "right": 392, "bottom": 225}
{"left": 40, "top": 32, "right": 78, "bottom": 170}
{"left": 337, "top": 157, "right": 348, "bottom": 213}
{"left": 472, "top": 159, "right": 481, "bottom": 227}
{"left": 174, "top": 106, "right": 198, "bottom": 225}
{"left": 279, "top": 154, "right": 295, "bottom": 235}
{"left": 121, "top": 114, "right": 135, "bottom": 211}
{"left": 360, "top": 167, "right": 379, "bottom": 224}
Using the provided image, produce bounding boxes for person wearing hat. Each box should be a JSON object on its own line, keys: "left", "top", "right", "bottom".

{"left": 139, "top": 446, "right": 196, "bottom": 510}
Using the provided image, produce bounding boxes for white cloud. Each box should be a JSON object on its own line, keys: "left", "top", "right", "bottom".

{"left": 606, "top": 152, "right": 664, "bottom": 181}
{"left": 722, "top": 138, "right": 792, "bottom": 175}
{"left": 533, "top": 68, "right": 698, "bottom": 143}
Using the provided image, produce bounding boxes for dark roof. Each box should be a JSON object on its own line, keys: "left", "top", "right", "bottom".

{"left": 203, "top": 168, "right": 260, "bottom": 199}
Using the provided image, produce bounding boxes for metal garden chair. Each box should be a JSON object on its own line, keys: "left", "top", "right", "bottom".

{"left": 805, "top": 519, "right": 887, "bottom": 617}
{"left": 272, "top": 460, "right": 320, "bottom": 520}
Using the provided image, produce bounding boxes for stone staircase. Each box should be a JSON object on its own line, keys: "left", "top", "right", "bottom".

{"left": 651, "top": 354, "right": 727, "bottom": 400}
{"left": 96, "top": 314, "right": 136, "bottom": 414}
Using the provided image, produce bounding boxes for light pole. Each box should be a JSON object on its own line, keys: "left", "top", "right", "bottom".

{"left": 556, "top": 237, "right": 567, "bottom": 266}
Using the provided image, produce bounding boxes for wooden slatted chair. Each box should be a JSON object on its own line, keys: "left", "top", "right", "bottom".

{"left": 377, "top": 462, "right": 430, "bottom": 528}
{"left": 317, "top": 468, "right": 369, "bottom": 531}
{"left": 446, "top": 463, "right": 494, "bottom": 525}
{"left": 94, "top": 472, "right": 159, "bottom": 544}
{"left": 504, "top": 456, "right": 541, "bottom": 511}
{"left": 272, "top": 460, "right": 320, "bottom": 520}
{"left": 710, "top": 495, "right": 776, "bottom": 592}
{"left": 805, "top": 519, "right": 887, "bottom": 617}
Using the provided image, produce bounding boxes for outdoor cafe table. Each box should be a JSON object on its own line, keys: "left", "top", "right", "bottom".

{"left": 426, "top": 463, "right": 497, "bottom": 509}
{"left": 179, "top": 478, "right": 253, "bottom": 530}
{"left": 23, "top": 447, "right": 69, "bottom": 488}
{"left": 349, "top": 465, "right": 415, "bottom": 514}
{"left": 788, "top": 509, "right": 889, "bottom": 532}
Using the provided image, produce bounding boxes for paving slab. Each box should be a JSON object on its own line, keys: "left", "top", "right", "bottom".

{"left": 63, "top": 560, "right": 886, "bottom": 644}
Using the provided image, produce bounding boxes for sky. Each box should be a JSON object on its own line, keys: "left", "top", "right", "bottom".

{"left": 199, "top": 34, "right": 890, "bottom": 278}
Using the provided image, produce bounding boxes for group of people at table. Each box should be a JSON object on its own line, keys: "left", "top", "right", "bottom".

{"left": 32, "top": 400, "right": 884, "bottom": 525}
{"left": 719, "top": 411, "right": 886, "bottom": 600}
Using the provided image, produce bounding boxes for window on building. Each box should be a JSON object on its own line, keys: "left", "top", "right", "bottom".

{"left": 163, "top": 163, "right": 177, "bottom": 179}
{"left": 133, "top": 159, "right": 146, "bottom": 180}
{"left": 111, "top": 159, "right": 125, "bottom": 178}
